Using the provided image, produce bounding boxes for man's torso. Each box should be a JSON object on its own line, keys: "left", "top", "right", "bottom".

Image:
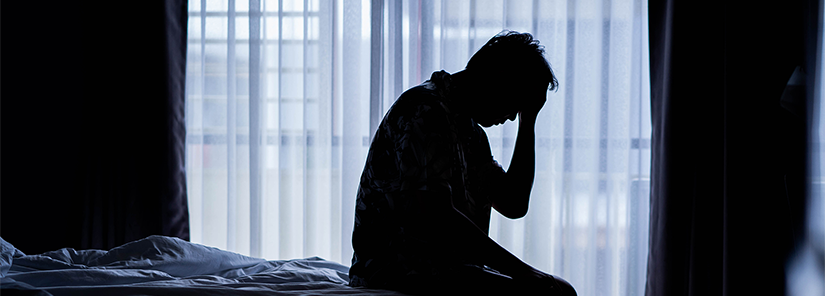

{"left": 349, "top": 71, "right": 506, "bottom": 288}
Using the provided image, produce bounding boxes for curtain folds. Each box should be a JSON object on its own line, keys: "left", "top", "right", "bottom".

{"left": 79, "top": 0, "right": 192, "bottom": 250}
{"left": 185, "top": 1, "right": 650, "bottom": 295}
{"left": 164, "top": 0, "right": 194, "bottom": 242}
{"left": 646, "top": 1, "right": 813, "bottom": 295}
{"left": 646, "top": 2, "right": 725, "bottom": 294}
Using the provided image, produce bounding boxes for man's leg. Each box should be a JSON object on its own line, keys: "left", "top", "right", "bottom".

{"left": 388, "top": 264, "right": 576, "bottom": 296}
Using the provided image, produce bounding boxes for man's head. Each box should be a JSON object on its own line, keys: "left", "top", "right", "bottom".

{"left": 461, "top": 31, "right": 558, "bottom": 127}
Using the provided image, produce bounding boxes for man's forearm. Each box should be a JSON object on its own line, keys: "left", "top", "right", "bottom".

{"left": 492, "top": 116, "right": 537, "bottom": 218}
{"left": 441, "top": 203, "right": 537, "bottom": 277}
{"left": 508, "top": 116, "right": 537, "bottom": 197}
{"left": 407, "top": 191, "right": 536, "bottom": 277}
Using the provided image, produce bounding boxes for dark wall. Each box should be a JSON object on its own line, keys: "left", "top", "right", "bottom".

{"left": 1, "top": 1, "right": 188, "bottom": 254}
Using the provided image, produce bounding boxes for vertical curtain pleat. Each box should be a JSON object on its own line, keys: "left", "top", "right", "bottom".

{"left": 76, "top": 0, "right": 191, "bottom": 250}
{"left": 248, "top": 0, "right": 264, "bottom": 257}
{"left": 186, "top": 1, "right": 649, "bottom": 294}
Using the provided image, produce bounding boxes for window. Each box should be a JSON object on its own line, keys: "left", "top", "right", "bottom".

{"left": 186, "top": 1, "right": 651, "bottom": 295}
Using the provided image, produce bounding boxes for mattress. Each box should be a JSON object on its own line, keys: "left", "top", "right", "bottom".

{"left": 0, "top": 235, "right": 407, "bottom": 295}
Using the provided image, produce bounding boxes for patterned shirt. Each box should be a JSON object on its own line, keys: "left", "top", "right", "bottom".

{"left": 349, "top": 71, "right": 507, "bottom": 288}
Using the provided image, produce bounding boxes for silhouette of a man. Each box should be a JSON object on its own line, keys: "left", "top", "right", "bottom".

{"left": 349, "top": 31, "right": 576, "bottom": 295}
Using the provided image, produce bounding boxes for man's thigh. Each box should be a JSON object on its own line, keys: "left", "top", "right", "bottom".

{"left": 388, "top": 264, "right": 574, "bottom": 296}
{"left": 388, "top": 264, "right": 514, "bottom": 295}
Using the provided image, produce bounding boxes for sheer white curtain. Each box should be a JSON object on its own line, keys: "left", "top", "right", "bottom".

{"left": 185, "top": 0, "right": 651, "bottom": 295}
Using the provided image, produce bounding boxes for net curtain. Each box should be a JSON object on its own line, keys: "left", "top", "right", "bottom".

{"left": 184, "top": 1, "right": 650, "bottom": 295}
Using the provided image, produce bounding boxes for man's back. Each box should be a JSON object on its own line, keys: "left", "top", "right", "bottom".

{"left": 349, "top": 71, "right": 506, "bottom": 289}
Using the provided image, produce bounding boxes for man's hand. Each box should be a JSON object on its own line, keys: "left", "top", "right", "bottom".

{"left": 518, "top": 89, "right": 547, "bottom": 123}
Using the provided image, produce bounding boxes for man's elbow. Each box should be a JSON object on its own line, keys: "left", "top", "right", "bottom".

{"left": 494, "top": 204, "right": 528, "bottom": 219}
{"left": 506, "top": 208, "right": 528, "bottom": 219}
{"left": 491, "top": 190, "right": 530, "bottom": 219}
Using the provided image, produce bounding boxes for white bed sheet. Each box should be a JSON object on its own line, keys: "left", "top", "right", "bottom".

{"left": 0, "top": 235, "right": 407, "bottom": 296}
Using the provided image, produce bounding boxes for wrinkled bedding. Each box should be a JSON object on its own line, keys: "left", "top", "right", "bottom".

{"left": 0, "top": 235, "right": 406, "bottom": 295}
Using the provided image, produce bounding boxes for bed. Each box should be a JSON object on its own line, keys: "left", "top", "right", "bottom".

{"left": 0, "top": 235, "right": 408, "bottom": 295}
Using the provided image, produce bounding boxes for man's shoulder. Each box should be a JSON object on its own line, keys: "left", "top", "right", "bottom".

{"left": 387, "top": 83, "right": 450, "bottom": 123}
{"left": 397, "top": 81, "right": 442, "bottom": 107}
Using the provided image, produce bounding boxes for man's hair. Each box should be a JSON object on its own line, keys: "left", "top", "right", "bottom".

{"left": 466, "top": 31, "right": 559, "bottom": 91}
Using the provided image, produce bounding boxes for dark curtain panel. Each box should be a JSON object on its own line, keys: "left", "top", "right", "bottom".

{"left": 647, "top": 1, "right": 815, "bottom": 295}
{"left": 0, "top": 1, "right": 189, "bottom": 254}
{"left": 79, "top": 0, "right": 190, "bottom": 250}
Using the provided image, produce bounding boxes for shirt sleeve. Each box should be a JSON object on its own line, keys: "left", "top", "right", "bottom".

{"left": 467, "top": 124, "right": 507, "bottom": 196}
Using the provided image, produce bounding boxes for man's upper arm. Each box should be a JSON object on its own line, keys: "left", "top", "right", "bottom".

{"left": 468, "top": 127, "right": 527, "bottom": 219}
{"left": 467, "top": 126, "right": 508, "bottom": 204}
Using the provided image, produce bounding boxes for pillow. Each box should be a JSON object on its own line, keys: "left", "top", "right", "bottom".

{"left": 0, "top": 236, "right": 25, "bottom": 278}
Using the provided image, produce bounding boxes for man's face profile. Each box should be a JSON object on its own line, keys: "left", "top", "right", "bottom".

{"left": 468, "top": 77, "right": 548, "bottom": 127}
